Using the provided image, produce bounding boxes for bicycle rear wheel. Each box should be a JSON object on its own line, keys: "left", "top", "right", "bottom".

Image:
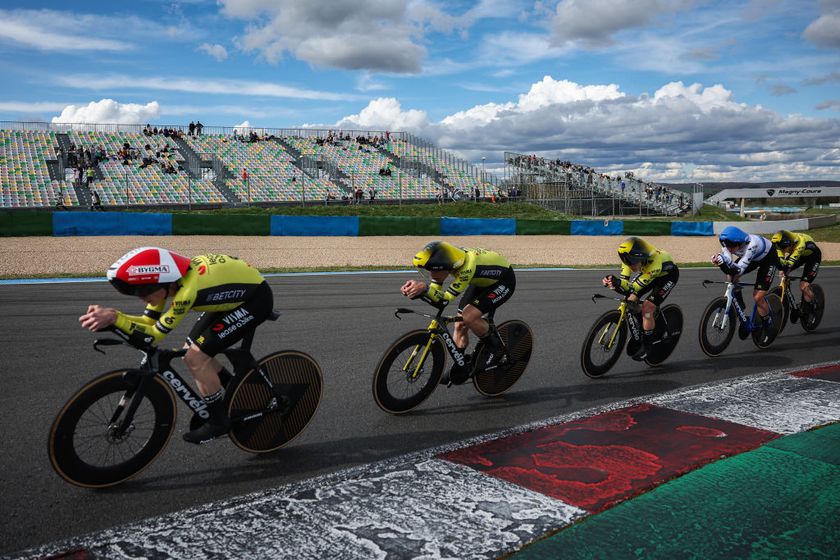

{"left": 373, "top": 330, "right": 445, "bottom": 414}
{"left": 753, "top": 294, "right": 783, "bottom": 349}
{"left": 473, "top": 320, "right": 533, "bottom": 397}
{"left": 645, "top": 305, "right": 683, "bottom": 366}
{"left": 48, "top": 371, "right": 176, "bottom": 488}
{"left": 802, "top": 284, "right": 825, "bottom": 332}
{"left": 581, "top": 310, "right": 626, "bottom": 378}
{"left": 227, "top": 351, "right": 323, "bottom": 454}
{"left": 699, "top": 297, "right": 736, "bottom": 357}
{"left": 769, "top": 286, "right": 789, "bottom": 332}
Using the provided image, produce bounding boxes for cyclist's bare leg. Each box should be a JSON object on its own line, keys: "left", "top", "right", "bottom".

{"left": 459, "top": 304, "right": 489, "bottom": 342}
{"left": 754, "top": 289, "right": 769, "bottom": 317}
{"left": 641, "top": 299, "right": 656, "bottom": 331}
{"left": 799, "top": 280, "right": 813, "bottom": 302}
{"left": 182, "top": 343, "right": 223, "bottom": 396}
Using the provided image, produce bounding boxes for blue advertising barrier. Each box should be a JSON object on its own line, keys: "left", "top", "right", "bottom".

{"left": 52, "top": 212, "right": 172, "bottom": 236}
{"left": 440, "top": 217, "right": 516, "bottom": 236}
{"left": 270, "top": 215, "right": 360, "bottom": 236}
{"left": 671, "top": 221, "right": 714, "bottom": 236}
{"left": 570, "top": 220, "right": 624, "bottom": 236}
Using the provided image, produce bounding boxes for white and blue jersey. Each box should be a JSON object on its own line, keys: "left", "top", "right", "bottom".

{"left": 719, "top": 234, "right": 772, "bottom": 275}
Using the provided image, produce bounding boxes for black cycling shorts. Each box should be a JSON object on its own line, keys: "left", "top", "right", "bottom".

{"left": 457, "top": 267, "right": 516, "bottom": 316}
{"left": 635, "top": 266, "right": 679, "bottom": 306}
{"left": 187, "top": 281, "right": 273, "bottom": 356}
{"left": 792, "top": 247, "right": 821, "bottom": 283}
{"left": 739, "top": 250, "right": 779, "bottom": 291}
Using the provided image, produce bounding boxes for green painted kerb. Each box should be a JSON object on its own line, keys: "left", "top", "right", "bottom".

{"left": 0, "top": 211, "right": 52, "bottom": 236}
{"left": 513, "top": 423, "right": 840, "bottom": 559}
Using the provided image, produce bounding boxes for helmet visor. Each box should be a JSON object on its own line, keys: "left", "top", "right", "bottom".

{"left": 721, "top": 239, "right": 743, "bottom": 249}
{"left": 619, "top": 253, "right": 644, "bottom": 265}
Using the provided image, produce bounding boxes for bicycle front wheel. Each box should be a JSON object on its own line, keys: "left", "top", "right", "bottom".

{"left": 699, "top": 297, "right": 735, "bottom": 357}
{"left": 581, "top": 310, "right": 627, "bottom": 378}
{"left": 802, "top": 284, "right": 825, "bottom": 332}
{"left": 48, "top": 370, "right": 177, "bottom": 488}
{"left": 228, "top": 351, "right": 323, "bottom": 454}
{"left": 373, "top": 330, "right": 445, "bottom": 414}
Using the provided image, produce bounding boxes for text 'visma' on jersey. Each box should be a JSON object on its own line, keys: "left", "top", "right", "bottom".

{"left": 113, "top": 254, "right": 265, "bottom": 345}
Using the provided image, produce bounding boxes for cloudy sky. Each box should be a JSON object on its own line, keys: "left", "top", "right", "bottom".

{"left": 1, "top": 0, "right": 838, "bottom": 182}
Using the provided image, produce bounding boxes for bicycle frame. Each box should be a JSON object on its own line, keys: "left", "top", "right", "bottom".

{"left": 590, "top": 293, "right": 643, "bottom": 349}
{"left": 702, "top": 280, "right": 771, "bottom": 333}
{"left": 394, "top": 307, "right": 467, "bottom": 379}
{"left": 95, "top": 324, "right": 280, "bottom": 437}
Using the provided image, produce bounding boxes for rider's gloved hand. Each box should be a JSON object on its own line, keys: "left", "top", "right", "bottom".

{"left": 711, "top": 254, "right": 723, "bottom": 266}
{"left": 602, "top": 275, "right": 619, "bottom": 290}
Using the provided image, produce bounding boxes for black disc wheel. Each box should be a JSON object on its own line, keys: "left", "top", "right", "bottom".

{"left": 473, "top": 320, "right": 534, "bottom": 396}
{"left": 645, "top": 305, "right": 683, "bottom": 366}
{"left": 48, "top": 371, "right": 176, "bottom": 488}
{"left": 752, "top": 293, "right": 784, "bottom": 349}
{"left": 228, "top": 351, "right": 323, "bottom": 454}
{"left": 699, "top": 297, "right": 736, "bottom": 357}
{"left": 373, "top": 330, "right": 445, "bottom": 414}
{"left": 801, "top": 284, "right": 825, "bottom": 332}
{"left": 581, "top": 310, "right": 627, "bottom": 378}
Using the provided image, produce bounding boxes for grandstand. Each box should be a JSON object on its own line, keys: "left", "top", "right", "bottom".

{"left": 503, "top": 152, "right": 689, "bottom": 216}
{"left": 1, "top": 121, "right": 682, "bottom": 215}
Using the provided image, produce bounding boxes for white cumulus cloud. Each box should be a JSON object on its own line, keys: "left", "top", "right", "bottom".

{"left": 51, "top": 99, "right": 161, "bottom": 125}
{"left": 804, "top": 0, "right": 840, "bottom": 49}
{"left": 199, "top": 43, "right": 229, "bottom": 61}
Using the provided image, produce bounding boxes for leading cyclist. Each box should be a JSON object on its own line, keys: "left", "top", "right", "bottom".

{"left": 602, "top": 237, "right": 679, "bottom": 361}
{"left": 401, "top": 241, "right": 515, "bottom": 383}
{"left": 79, "top": 247, "right": 274, "bottom": 444}
{"left": 711, "top": 226, "right": 779, "bottom": 341}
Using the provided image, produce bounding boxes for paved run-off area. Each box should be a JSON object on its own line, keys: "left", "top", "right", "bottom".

{"left": 11, "top": 363, "right": 839, "bottom": 559}
{"left": 2, "top": 236, "right": 840, "bottom": 277}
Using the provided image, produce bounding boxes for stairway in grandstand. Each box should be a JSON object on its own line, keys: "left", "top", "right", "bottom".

{"left": 172, "top": 135, "right": 241, "bottom": 204}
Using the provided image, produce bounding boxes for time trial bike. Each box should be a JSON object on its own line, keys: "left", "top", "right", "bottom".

{"left": 698, "top": 280, "right": 783, "bottom": 357}
{"left": 580, "top": 292, "right": 683, "bottom": 378}
{"left": 372, "top": 304, "right": 533, "bottom": 414}
{"left": 769, "top": 273, "right": 825, "bottom": 333}
{"left": 49, "top": 311, "right": 323, "bottom": 488}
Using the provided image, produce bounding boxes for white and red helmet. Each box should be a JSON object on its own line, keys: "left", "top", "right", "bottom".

{"left": 107, "top": 247, "right": 192, "bottom": 296}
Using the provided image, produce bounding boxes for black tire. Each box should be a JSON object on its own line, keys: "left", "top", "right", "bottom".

{"left": 699, "top": 297, "right": 736, "bottom": 357}
{"left": 752, "top": 293, "right": 784, "bottom": 349}
{"left": 770, "top": 286, "right": 789, "bottom": 333}
{"left": 48, "top": 370, "right": 177, "bottom": 488}
{"left": 645, "top": 305, "right": 683, "bottom": 366}
{"left": 801, "top": 284, "right": 825, "bottom": 332}
{"left": 473, "top": 320, "right": 533, "bottom": 397}
{"left": 581, "top": 310, "right": 627, "bottom": 378}
{"left": 373, "top": 330, "right": 445, "bottom": 414}
{"left": 228, "top": 351, "right": 323, "bottom": 454}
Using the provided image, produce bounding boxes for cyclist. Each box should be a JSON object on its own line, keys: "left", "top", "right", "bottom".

{"left": 401, "top": 241, "right": 515, "bottom": 383}
{"left": 711, "top": 226, "right": 779, "bottom": 341}
{"left": 603, "top": 237, "right": 679, "bottom": 361}
{"left": 771, "top": 230, "right": 822, "bottom": 316}
{"left": 79, "top": 247, "right": 273, "bottom": 444}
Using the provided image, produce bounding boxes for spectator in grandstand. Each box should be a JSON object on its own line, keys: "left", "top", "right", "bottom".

{"left": 55, "top": 188, "right": 67, "bottom": 209}
{"left": 188, "top": 121, "right": 195, "bottom": 136}
{"left": 474, "top": 186, "right": 481, "bottom": 201}
{"left": 195, "top": 121, "right": 203, "bottom": 135}
{"left": 325, "top": 190, "right": 336, "bottom": 205}
{"left": 368, "top": 186, "right": 377, "bottom": 201}
{"left": 86, "top": 167, "right": 95, "bottom": 187}
{"left": 354, "top": 187, "right": 364, "bottom": 204}
{"left": 90, "top": 190, "right": 102, "bottom": 211}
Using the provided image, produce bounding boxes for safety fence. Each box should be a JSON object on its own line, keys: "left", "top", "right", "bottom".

{"left": 1, "top": 211, "right": 721, "bottom": 237}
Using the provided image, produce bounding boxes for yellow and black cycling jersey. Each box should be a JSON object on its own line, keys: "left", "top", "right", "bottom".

{"left": 113, "top": 254, "right": 265, "bottom": 345}
{"left": 425, "top": 248, "right": 511, "bottom": 304}
{"left": 617, "top": 248, "right": 676, "bottom": 294}
{"left": 776, "top": 232, "right": 818, "bottom": 268}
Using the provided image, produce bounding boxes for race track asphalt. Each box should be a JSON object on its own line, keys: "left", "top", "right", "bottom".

{"left": 1, "top": 267, "right": 838, "bottom": 554}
